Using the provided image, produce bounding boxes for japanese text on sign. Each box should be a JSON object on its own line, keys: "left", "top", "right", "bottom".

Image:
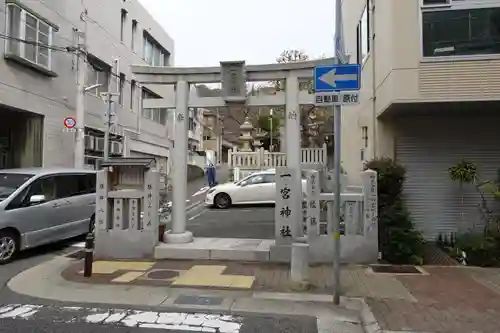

{"left": 315, "top": 92, "right": 360, "bottom": 106}
{"left": 275, "top": 167, "right": 298, "bottom": 242}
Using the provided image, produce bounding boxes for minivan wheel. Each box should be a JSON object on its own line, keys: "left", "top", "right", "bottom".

{"left": 0, "top": 230, "right": 18, "bottom": 265}
{"left": 214, "top": 193, "right": 231, "bottom": 209}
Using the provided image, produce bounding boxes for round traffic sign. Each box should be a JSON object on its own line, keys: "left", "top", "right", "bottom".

{"left": 63, "top": 117, "right": 76, "bottom": 129}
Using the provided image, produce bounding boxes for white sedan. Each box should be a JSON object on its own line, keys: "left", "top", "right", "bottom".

{"left": 205, "top": 170, "right": 307, "bottom": 209}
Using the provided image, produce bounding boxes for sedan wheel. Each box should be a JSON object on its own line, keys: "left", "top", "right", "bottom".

{"left": 0, "top": 231, "right": 17, "bottom": 264}
{"left": 214, "top": 193, "right": 231, "bottom": 209}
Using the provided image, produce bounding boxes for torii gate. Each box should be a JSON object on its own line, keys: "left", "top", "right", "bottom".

{"left": 131, "top": 58, "right": 336, "bottom": 244}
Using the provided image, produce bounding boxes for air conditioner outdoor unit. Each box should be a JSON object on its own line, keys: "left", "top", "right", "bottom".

{"left": 84, "top": 135, "right": 95, "bottom": 150}
{"left": 111, "top": 141, "right": 123, "bottom": 155}
{"left": 94, "top": 137, "right": 105, "bottom": 152}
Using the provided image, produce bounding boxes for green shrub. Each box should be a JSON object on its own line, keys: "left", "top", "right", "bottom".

{"left": 366, "top": 158, "right": 424, "bottom": 265}
{"left": 455, "top": 231, "right": 500, "bottom": 267}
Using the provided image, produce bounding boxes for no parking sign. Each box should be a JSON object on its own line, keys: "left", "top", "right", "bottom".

{"left": 63, "top": 117, "right": 76, "bottom": 129}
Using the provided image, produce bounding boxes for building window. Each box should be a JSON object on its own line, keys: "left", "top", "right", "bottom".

{"left": 86, "top": 56, "right": 110, "bottom": 96}
{"left": 5, "top": 3, "right": 54, "bottom": 70}
{"left": 142, "top": 108, "right": 167, "bottom": 125}
{"left": 119, "top": 73, "right": 125, "bottom": 105}
{"left": 130, "top": 79, "right": 136, "bottom": 110}
{"left": 120, "top": 9, "right": 127, "bottom": 42}
{"left": 143, "top": 31, "right": 170, "bottom": 66}
{"left": 422, "top": 0, "right": 500, "bottom": 57}
{"left": 356, "top": 1, "right": 370, "bottom": 64}
{"left": 131, "top": 19, "right": 137, "bottom": 51}
{"left": 361, "top": 126, "right": 368, "bottom": 148}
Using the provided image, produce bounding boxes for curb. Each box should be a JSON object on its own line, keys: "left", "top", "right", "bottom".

{"left": 359, "top": 299, "right": 383, "bottom": 333}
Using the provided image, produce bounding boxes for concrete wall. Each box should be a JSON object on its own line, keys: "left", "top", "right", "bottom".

{"left": 341, "top": 0, "right": 500, "bottom": 184}
{"left": 0, "top": 0, "right": 174, "bottom": 167}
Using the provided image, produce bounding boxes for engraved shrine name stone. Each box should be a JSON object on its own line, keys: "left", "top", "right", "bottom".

{"left": 275, "top": 167, "right": 298, "bottom": 245}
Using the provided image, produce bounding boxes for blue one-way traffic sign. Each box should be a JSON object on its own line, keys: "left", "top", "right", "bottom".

{"left": 314, "top": 64, "right": 360, "bottom": 92}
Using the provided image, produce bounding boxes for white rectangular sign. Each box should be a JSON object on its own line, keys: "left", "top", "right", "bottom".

{"left": 315, "top": 91, "right": 360, "bottom": 106}
{"left": 275, "top": 167, "right": 299, "bottom": 244}
{"left": 305, "top": 170, "right": 320, "bottom": 238}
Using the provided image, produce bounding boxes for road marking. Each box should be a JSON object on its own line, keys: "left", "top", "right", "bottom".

{"left": 188, "top": 209, "right": 207, "bottom": 221}
{"left": 0, "top": 304, "right": 242, "bottom": 331}
{"left": 192, "top": 186, "right": 210, "bottom": 197}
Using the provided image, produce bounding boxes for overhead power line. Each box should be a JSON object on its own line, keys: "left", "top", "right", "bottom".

{"left": 0, "top": 33, "right": 74, "bottom": 53}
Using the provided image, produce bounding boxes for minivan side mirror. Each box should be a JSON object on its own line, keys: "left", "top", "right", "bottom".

{"left": 29, "top": 194, "right": 46, "bottom": 205}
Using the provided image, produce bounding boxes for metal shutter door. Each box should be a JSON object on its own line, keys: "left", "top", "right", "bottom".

{"left": 395, "top": 115, "right": 500, "bottom": 240}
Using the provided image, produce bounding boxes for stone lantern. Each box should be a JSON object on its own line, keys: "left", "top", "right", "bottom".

{"left": 239, "top": 117, "right": 254, "bottom": 152}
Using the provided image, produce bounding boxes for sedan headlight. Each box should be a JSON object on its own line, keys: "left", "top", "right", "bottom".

{"left": 207, "top": 188, "right": 216, "bottom": 195}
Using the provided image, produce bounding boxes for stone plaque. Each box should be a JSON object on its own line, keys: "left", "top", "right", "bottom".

{"left": 95, "top": 170, "right": 109, "bottom": 231}
{"left": 362, "top": 169, "right": 378, "bottom": 235}
{"left": 129, "top": 198, "right": 139, "bottom": 230}
{"left": 113, "top": 198, "right": 124, "bottom": 230}
{"left": 143, "top": 170, "right": 160, "bottom": 231}
{"left": 220, "top": 61, "right": 246, "bottom": 102}
{"left": 305, "top": 170, "right": 320, "bottom": 238}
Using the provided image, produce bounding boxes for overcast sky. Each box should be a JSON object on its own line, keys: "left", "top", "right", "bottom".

{"left": 138, "top": 0, "right": 336, "bottom": 67}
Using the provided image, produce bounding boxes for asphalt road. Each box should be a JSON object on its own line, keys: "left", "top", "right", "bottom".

{"left": 186, "top": 206, "right": 276, "bottom": 239}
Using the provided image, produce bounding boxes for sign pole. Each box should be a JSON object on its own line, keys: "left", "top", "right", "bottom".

{"left": 332, "top": 102, "right": 342, "bottom": 305}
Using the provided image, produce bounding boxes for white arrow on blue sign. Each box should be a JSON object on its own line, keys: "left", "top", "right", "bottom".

{"left": 314, "top": 64, "right": 361, "bottom": 92}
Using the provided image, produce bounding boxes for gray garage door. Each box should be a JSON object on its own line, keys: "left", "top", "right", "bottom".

{"left": 395, "top": 115, "right": 500, "bottom": 240}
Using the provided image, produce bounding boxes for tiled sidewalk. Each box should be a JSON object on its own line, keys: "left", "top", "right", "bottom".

{"left": 368, "top": 267, "right": 500, "bottom": 333}
{"left": 62, "top": 259, "right": 500, "bottom": 332}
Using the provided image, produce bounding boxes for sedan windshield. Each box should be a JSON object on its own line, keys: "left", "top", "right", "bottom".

{"left": 0, "top": 173, "right": 33, "bottom": 200}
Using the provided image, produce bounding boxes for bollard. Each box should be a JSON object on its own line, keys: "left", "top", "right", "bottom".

{"left": 83, "top": 232, "right": 94, "bottom": 278}
{"left": 291, "top": 243, "right": 310, "bottom": 283}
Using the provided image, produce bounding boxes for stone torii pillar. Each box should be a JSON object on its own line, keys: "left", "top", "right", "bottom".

{"left": 165, "top": 80, "right": 193, "bottom": 244}
{"left": 285, "top": 73, "right": 302, "bottom": 238}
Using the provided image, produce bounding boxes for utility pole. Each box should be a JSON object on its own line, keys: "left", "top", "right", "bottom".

{"left": 332, "top": 0, "right": 348, "bottom": 306}
{"left": 102, "top": 58, "right": 120, "bottom": 160}
{"left": 74, "top": 12, "right": 88, "bottom": 168}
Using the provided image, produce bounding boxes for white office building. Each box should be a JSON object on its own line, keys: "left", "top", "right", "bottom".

{"left": 0, "top": 0, "right": 174, "bottom": 172}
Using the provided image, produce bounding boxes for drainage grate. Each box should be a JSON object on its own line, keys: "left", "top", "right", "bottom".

{"left": 174, "top": 295, "right": 224, "bottom": 306}
{"left": 66, "top": 249, "right": 85, "bottom": 259}
{"left": 371, "top": 265, "right": 422, "bottom": 274}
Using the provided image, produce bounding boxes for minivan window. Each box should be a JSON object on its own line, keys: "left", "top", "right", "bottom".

{"left": 0, "top": 173, "right": 34, "bottom": 201}
{"left": 55, "top": 175, "right": 80, "bottom": 198}
{"left": 81, "top": 174, "right": 96, "bottom": 193}
{"left": 55, "top": 174, "right": 96, "bottom": 198}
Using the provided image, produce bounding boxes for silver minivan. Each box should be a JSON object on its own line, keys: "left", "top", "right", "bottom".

{"left": 0, "top": 168, "right": 96, "bottom": 264}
